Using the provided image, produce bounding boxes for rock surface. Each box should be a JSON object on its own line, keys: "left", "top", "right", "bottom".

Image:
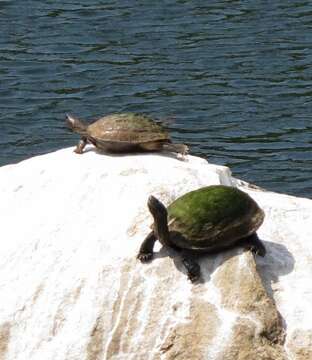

{"left": 0, "top": 147, "right": 311, "bottom": 359}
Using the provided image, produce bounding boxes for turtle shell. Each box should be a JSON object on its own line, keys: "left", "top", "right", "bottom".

{"left": 167, "top": 185, "right": 264, "bottom": 251}
{"left": 87, "top": 113, "right": 169, "bottom": 144}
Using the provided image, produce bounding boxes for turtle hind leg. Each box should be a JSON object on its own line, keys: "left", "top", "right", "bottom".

{"left": 162, "top": 142, "right": 189, "bottom": 156}
{"left": 139, "top": 141, "right": 189, "bottom": 157}
{"left": 137, "top": 231, "right": 157, "bottom": 262}
{"left": 181, "top": 251, "right": 201, "bottom": 282}
{"left": 243, "top": 233, "right": 266, "bottom": 257}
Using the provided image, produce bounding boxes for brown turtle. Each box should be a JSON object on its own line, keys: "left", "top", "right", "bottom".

{"left": 66, "top": 112, "right": 188, "bottom": 155}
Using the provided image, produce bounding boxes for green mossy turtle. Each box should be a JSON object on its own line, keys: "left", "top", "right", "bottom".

{"left": 66, "top": 112, "right": 188, "bottom": 156}
{"left": 137, "top": 185, "right": 266, "bottom": 282}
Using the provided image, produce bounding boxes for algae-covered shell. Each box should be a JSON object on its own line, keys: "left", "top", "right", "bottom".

{"left": 167, "top": 185, "right": 264, "bottom": 250}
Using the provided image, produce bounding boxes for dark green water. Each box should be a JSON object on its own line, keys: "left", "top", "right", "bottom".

{"left": 1, "top": 1, "right": 312, "bottom": 197}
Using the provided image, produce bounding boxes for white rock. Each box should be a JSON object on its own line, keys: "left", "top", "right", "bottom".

{"left": 0, "top": 147, "right": 310, "bottom": 359}
{"left": 234, "top": 180, "right": 312, "bottom": 359}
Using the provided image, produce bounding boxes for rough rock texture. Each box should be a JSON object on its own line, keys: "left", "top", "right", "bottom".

{"left": 234, "top": 180, "right": 312, "bottom": 360}
{"left": 0, "top": 147, "right": 310, "bottom": 359}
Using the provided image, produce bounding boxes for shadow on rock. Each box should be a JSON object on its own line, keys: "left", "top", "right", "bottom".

{"left": 151, "top": 237, "right": 295, "bottom": 292}
{"left": 81, "top": 147, "right": 186, "bottom": 161}
{"left": 255, "top": 239, "right": 295, "bottom": 298}
{"left": 152, "top": 243, "right": 254, "bottom": 284}
{"left": 251, "top": 238, "right": 295, "bottom": 334}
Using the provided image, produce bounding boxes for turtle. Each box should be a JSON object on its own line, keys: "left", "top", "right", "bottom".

{"left": 137, "top": 185, "right": 266, "bottom": 282}
{"left": 66, "top": 112, "right": 188, "bottom": 156}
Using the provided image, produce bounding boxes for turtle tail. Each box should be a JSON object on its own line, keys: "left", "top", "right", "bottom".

{"left": 66, "top": 114, "right": 88, "bottom": 136}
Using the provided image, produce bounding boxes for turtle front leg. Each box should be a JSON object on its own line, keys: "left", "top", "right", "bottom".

{"left": 74, "top": 137, "right": 88, "bottom": 154}
{"left": 181, "top": 252, "right": 201, "bottom": 283}
{"left": 244, "top": 233, "right": 266, "bottom": 257}
{"left": 137, "top": 231, "right": 157, "bottom": 262}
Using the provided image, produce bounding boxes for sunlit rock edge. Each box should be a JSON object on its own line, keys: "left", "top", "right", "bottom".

{"left": 0, "top": 147, "right": 311, "bottom": 360}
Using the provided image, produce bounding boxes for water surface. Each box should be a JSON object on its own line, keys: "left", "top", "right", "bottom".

{"left": 1, "top": 0, "right": 312, "bottom": 197}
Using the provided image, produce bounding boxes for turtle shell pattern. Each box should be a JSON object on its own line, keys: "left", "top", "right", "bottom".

{"left": 167, "top": 185, "right": 264, "bottom": 250}
{"left": 87, "top": 113, "right": 169, "bottom": 143}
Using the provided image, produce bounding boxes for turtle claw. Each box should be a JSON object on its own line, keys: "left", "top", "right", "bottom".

{"left": 177, "top": 146, "right": 189, "bottom": 161}
{"left": 248, "top": 243, "right": 266, "bottom": 257}
{"left": 178, "top": 153, "right": 188, "bottom": 162}
{"left": 247, "top": 245, "right": 259, "bottom": 257}
{"left": 137, "top": 252, "right": 153, "bottom": 263}
{"left": 254, "top": 246, "right": 266, "bottom": 257}
{"left": 182, "top": 258, "right": 201, "bottom": 283}
{"left": 188, "top": 272, "right": 200, "bottom": 283}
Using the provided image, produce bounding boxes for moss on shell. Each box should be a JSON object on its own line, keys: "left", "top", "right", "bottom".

{"left": 167, "top": 185, "right": 263, "bottom": 244}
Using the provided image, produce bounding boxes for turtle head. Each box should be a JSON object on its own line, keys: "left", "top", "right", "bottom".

{"left": 148, "top": 196, "right": 170, "bottom": 246}
{"left": 148, "top": 195, "right": 167, "bottom": 219}
{"left": 66, "top": 114, "right": 87, "bottom": 135}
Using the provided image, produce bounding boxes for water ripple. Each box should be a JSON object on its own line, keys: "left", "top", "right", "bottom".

{"left": 1, "top": 0, "right": 312, "bottom": 197}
